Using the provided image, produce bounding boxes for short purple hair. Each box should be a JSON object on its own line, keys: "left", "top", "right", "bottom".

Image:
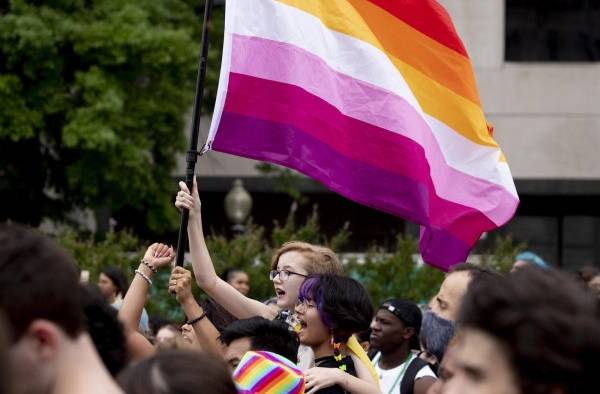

{"left": 298, "top": 276, "right": 332, "bottom": 328}
{"left": 297, "top": 274, "right": 373, "bottom": 343}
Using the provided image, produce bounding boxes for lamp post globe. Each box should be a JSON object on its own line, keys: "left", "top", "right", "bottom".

{"left": 224, "top": 179, "right": 252, "bottom": 232}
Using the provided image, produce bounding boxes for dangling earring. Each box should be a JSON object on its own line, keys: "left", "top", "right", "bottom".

{"left": 331, "top": 335, "right": 347, "bottom": 372}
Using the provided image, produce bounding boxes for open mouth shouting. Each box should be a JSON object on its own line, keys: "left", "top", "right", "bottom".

{"left": 275, "top": 287, "right": 286, "bottom": 300}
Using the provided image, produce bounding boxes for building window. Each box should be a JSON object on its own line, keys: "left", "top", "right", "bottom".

{"left": 506, "top": 0, "right": 600, "bottom": 61}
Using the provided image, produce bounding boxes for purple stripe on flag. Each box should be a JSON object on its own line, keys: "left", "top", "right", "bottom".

{"left": 229, "top": 34, "right": 518, "bottom": 225}
{"left": 256, "top": 351, "right": 302, "bottom": 374}
{"left": 252, "top": 367, "right": 286, "bottom": 392}
{"left": 213, "top": 112, "right": 479, "bottom": 269}
{"left": 218, "top": 73, "right": 498, "bottom": 245}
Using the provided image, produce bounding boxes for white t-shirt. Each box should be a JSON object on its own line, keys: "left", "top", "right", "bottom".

{"left": 373, "top": 353, "right": 436, "bottom": 394}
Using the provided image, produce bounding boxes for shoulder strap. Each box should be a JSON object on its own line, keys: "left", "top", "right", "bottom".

{"left": 399, "top": 357, "right": 429, "bottom": 394}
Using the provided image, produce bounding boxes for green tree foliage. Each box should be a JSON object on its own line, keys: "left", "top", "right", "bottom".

{"left": 58, "top": 208, "right": 525, "bottom": 322}
{"left": 0, "top": 0, "right": 223, "bottom": 233}
{"left": 477, "top": 234, "right": 527, "bottom": 273}
{"left": 57, "top": 226, "right": 141, "bottom": 282}
{"left": 57, "top": 206, "right": 352, "bottom": 321}
{"left": 346, "top": 235, "right": 445, "bottom": 306}
{"left": 57, "top": 227, "right": 185, "bottom": 321}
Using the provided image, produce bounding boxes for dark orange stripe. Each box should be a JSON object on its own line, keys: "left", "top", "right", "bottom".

{"left": 367, "top": 0, "right": 468, "bottom": 57}
{"left": 348, "top": 0, "right": 481, "bottom": 105}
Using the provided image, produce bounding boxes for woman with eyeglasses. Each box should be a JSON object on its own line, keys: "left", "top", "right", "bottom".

{"left": 175, "top": 179, "right": 379, "bottom": 386}
{"left": 175, "top": 179, "right": 343, "bottom": 321}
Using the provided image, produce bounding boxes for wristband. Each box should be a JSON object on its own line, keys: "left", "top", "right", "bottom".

{"left": 141, "top": 259, "right": 157, "bottom": 273}
{"left": 134, "top": 269, "right": 153, "bottom": 286}
{"left": 186, "top": 312, "right": 207, "bottom": 325}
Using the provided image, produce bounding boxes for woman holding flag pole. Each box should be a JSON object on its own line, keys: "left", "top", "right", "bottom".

{"left": 175, "top": 178, "right": 381, "bottom": 393}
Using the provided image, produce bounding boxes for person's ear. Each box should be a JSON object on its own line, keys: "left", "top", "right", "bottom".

{"left": 402, "top": 327, "right": 415, "bottom": 341}
{"left": 25, "top": 320, "right": 61, "bottom": 362}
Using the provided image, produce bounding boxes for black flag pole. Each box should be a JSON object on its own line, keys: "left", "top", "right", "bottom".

{"left": 175, "top": 0, "right": 215, "bottom": 267}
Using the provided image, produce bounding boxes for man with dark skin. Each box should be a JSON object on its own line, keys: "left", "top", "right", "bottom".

{"left": 370, "top": 299, "right": 436, "bottom": 394}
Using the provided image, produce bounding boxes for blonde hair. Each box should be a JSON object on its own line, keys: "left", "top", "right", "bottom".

{"left": 270, "top": 241, "right": 343, "bottom": 275}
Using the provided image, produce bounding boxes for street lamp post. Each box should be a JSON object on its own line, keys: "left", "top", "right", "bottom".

{"left": 224, "top": 179, "right": 253, "bottom": 233}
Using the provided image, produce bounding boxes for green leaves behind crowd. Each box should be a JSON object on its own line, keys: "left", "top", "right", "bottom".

{"left": 57, "top": 206, "right": 525, "bottom": 322}
{"left": 0, "top": 0, "right": 225, "bottom": 234}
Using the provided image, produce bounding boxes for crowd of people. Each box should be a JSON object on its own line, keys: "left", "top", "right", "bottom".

{"left": 0, "top": 179, "right": 598, "bottom": 394}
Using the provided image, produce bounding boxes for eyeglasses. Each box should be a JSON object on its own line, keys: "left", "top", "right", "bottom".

{"left": 269, "top": 269, "right": 308, "bottom": 281}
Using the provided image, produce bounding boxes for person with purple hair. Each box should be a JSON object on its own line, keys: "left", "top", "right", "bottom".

{"left": 175, "top": 178, "right": 380, "bottom": 385}
{"left": 295, "top": 274, "right": 380, "bottom": 394}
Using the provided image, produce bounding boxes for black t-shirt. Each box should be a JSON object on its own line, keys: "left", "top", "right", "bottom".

{"left": 313, "top": 355, "right": 357, "bottom": 394}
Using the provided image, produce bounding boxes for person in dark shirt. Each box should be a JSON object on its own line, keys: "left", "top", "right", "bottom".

{"left": 295, "top": 274, "right": 378, "bottom": 394}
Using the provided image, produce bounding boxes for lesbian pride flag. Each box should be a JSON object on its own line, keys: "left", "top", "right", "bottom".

{"left": 206, "top": 0, "right": 519, "bottom": 270}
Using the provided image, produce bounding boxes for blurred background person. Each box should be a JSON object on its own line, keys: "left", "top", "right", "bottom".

{"left": 98, "top": 266, "right": 150, "bottom": 333}
{"left": 577, "top": 266, "right": 600, "bottom": 299}
{"left": 510, "top": 251, "right": 549, "bottom": 273}
{"left": 79, "top": 283, "right": 127, "bottom": 377}
{"left": 154, "top": 324, "right": 185, "bottom": 351}
{"left": 117, "top": 350, "right": 237, "bottom": 394}
{"left": 220, "top": 267, "right": 250, "bottom": 296}
{"left": 98, "top": 266, "right": 129, "bottom": 305}
{"left": 588, "top": 273, "right": 600, "bottom": 299}
{"left": 0, "top": 224, "right": 122, "bottom": 394}
{"left": 0, "top": 310, "right": 12, "bottom": 394}
{"left": 441, "top": 267, "right": 600, "bottom": 394}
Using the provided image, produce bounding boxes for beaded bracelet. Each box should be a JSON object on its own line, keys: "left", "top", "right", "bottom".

{"left": 186, "top": 312, "right": 207, "bottom": 326}
{"left": 134, "top": 269, "right": 153, "bottom": 286}
{"left": 141, "top": 259, "right": 157, "bottom": 273}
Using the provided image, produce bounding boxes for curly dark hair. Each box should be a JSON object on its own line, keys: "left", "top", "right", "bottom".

{"left": 298, "top": 274, "right": 373, "bottom": 343}
{"left": 459, "top": 266, "right": 600, "bottom": 394}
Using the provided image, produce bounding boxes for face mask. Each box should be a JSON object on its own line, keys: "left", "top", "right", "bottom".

{"left": 420, "top": 310, "right": 455, "bottom": 365}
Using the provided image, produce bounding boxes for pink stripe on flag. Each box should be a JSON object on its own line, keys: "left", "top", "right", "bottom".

{"left": 213, "top": 112, "right": 475, "bottom": 269}
{"left": 219, "top": 72, "right": 498, "bottom": 246}
{"left": 229, "top": 34, "right": 517, "bottom": 225}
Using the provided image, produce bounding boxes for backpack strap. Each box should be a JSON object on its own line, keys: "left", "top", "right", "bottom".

{"left": 399, "top": 357, "right": 429, "bottom": 394}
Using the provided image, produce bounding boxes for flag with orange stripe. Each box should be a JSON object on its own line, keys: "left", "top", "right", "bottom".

{"left": 206, "top": 0, "right": 519, "bottom": 270}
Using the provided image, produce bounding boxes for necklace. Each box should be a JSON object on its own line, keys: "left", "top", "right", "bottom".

{"left": 374, "top": 352, "right": 414, "bottom": 394}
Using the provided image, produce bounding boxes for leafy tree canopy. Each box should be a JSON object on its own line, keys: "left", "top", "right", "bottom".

{"left": 0, "top": 0, "right": 224, "bottom": 233}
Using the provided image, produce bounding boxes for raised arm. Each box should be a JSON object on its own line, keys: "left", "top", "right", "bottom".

{"left": 118, "top": 243, "right": 174, "bottom": 331}
{"left": 118, "top": 243, "right": 174, "bottom": 360}
{"left": 169, "top": 266, "right": 224, "bottom": 357}
{"left": 175, "top": 179, "right": 276, "bottom": 320}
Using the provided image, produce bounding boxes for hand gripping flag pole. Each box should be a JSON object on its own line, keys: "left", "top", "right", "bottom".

{"left": 175, "top": 0, "right": 214, "bottom": 267}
